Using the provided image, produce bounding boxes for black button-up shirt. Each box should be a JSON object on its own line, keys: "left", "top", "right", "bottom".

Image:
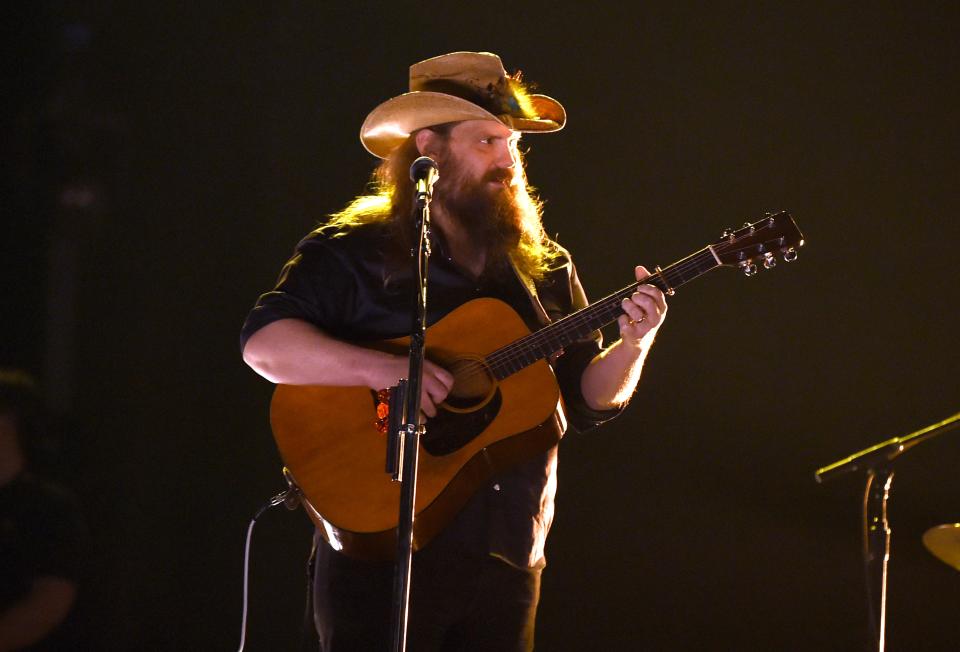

{"left": 242, "top": 222, "right": 620, "bottom": 568}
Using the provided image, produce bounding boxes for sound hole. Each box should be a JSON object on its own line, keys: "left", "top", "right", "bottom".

{"left": 442, "top": 356, "right": 496, "bottom": 413}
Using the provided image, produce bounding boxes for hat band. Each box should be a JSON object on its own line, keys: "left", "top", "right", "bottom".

{"left": 417, "top": 78, "right": 529, "bottom": 121}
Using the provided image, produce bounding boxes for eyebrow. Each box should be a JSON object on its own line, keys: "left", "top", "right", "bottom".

{"left": 477, "top": 133, "right": 521, "bottom": 145}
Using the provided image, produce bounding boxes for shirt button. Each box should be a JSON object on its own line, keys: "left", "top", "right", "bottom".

{"left": 492, "top": 484, "right": 501, "bottom": 491}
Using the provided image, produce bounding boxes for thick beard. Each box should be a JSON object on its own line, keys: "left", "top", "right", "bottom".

{"left": 433, "top": 168, "right": 525, "bottom": 276}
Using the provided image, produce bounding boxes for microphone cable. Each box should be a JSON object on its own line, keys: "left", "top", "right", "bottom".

{"left": 236, "top": 480, "right": 301, "bottom": 652}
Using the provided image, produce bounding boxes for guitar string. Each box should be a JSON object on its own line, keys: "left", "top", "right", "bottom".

{"left": 440, "top": 287, "right": 638, "bottom": 389}
{"left": 446, "top": 250, "right": 712, "bottom": 386}
{"left": 451, "top": 233, "right": 788, "bottom": 384}
{"left": 484, "top": 248, "right": 715, "bottom": 371}
{"left": 450, "top": 242, "right": 736, "bottom": 384}
{"left": 497, "top": 236, "right": 784, "bottom": 366}
{"left": 493, "top": 227, "right": 794, "bottom": 368}
{"left": 440, "top": 229, "right": 793, "bottom": 388}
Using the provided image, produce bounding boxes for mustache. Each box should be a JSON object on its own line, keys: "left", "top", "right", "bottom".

{"left": 483, "top": 169, "right": 514, "bottom": 184}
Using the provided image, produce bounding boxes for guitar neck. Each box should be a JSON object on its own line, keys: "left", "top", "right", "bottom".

{"left": 486, "top": 246, "right": 722, "bottom": 380}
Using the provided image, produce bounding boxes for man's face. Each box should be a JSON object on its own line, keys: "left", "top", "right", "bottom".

{"left": 434, "top": 120, "right": 522, "bottom": 202}
{"left": 428, "top": 121, "right": 530, "bottom": 259}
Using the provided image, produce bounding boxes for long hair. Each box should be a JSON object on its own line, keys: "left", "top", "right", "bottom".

{"left": 322, "top": 127, "right": 561, "bottom": 280}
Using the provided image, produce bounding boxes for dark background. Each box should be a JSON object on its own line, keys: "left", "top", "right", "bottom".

{"left": 4, "top": 2, "right": 959, "bottom": 650}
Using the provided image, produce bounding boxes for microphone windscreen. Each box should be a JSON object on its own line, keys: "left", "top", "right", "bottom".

{"left": 409, "top": 156, "right": 438, "bottom": 182}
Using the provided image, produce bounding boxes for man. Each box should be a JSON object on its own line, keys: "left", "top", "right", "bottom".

{"left": 242, "top": 51, "right": 667, "bottom": 651}
{"left": 0, "top": 370, "right": 85, "bottom": 651}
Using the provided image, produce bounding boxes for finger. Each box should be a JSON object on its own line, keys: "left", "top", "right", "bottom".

{"left": 621, "top": 297, "right": 647, "bottom": 322}
{"left": 436, "top": 368, "right": 455, "bottom": 392}
{"left": 425, "top": 360, "right": 455, "bottom": 391}
{"left": 635, "top": 265, "right": 651, "bottom": 281}
{"left": 618, "top": 314, "right": 639, "bottom": 331}
{"left": 629, "top": 289, "right": 664, "bottom": 315}
{"left": 631, "top": 287, "right": 667, "bottom": 317}
{"left": 424, "top": 374, "right": 451, "bottom": 405}
{"left": 420, "top": 392, "right": 438, "bottom": 418}
{"left": 634, "top": 283, "right": 666, "bottom": 303}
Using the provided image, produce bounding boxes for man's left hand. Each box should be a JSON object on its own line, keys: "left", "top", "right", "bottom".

{"left": 617, "top": 265, "right": 668, "bottom": 347}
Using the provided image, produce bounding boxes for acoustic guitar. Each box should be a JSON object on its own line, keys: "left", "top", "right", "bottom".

{"left": 270, "top": 211, "right": 804, "bottom": 559}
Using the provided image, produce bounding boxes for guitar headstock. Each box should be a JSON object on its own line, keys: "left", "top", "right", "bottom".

{"left": 711, "top": 211, "right": 805, "bottom": 276}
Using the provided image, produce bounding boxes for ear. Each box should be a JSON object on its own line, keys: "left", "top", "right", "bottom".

{"left": 414, "top": 129, "right": 438, "bottom": 157}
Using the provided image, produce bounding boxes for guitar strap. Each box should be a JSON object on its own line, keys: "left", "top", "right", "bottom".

{"left": 508, "top": 255, "right": 570, "bottom": 433}
{"left": 508, "top": 257, "right": 554, "bottom": 329}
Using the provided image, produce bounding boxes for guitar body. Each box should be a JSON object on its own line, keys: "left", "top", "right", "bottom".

{"left": 270, "top": 298, "right": 563, "bottom": 560}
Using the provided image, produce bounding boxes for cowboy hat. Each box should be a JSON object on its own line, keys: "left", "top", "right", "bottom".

{"left": 360, "top": 51, "right": 566, "bottom": 158}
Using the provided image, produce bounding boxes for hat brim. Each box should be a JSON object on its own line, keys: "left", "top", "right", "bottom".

{"left": 360, "top": 91, "right": 566, "bottom": 159}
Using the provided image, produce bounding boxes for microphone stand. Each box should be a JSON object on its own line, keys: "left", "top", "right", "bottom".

{"left": 387, "top": 158, "right": 438, "bottom": 652}
{"left": 814, "top": 411, "right": 960, "bottom": 652}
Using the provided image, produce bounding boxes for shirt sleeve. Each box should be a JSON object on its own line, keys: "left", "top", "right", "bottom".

{"left": 240, "top": 234, "right": 357, "bottom": 352}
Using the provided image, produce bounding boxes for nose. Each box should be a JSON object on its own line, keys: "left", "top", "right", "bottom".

{"left": 495, "top": 140, "right": 517, "bottom": 170}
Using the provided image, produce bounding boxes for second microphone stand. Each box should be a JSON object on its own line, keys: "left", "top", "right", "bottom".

{"left": 815, "top": 410, "right": 960, "bottom": 652}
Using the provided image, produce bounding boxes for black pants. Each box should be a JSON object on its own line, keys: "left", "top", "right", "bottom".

{"left": 311, "top": 532, "right": 541, "bottom": 651}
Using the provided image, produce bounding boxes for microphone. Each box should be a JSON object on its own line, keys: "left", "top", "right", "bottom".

{"left": 410, "top": 156, "right": 439, "bottom": 200}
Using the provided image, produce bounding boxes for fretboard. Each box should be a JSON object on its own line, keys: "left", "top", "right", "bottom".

{"left": 485, "top": 246, "right": 721, "bottom": 379}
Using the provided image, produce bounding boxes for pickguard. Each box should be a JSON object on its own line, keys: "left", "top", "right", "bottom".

{"left": 421, "top": 390, "right": 503, "bottom": 456}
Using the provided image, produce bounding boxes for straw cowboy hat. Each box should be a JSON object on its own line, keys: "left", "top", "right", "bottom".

{"left": 360, "top": 51, "right": 567, "bottom": 158}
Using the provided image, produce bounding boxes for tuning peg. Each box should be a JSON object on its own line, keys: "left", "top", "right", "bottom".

{"left": 783, "top": 247, "right": 798, "bottom": 262}
{"left": 763, "top": 252, "right": 777, "bottom": 269}
{"left": 721, "top": 227, "right": 735, "bottom": 239}
{"left": 739, "top": 260, "right": 758, "bottom": 277}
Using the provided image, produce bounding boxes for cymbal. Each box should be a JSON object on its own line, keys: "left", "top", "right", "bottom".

{"left": 922, "top": 523, "right": 960, "bottom": 571}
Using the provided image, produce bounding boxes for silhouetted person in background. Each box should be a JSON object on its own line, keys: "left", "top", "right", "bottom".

{"left": 0, "top": 370, "right": 86, "bottom": 651}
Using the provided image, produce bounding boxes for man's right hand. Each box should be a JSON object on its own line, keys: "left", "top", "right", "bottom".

{"left": 377, "top": 356, "right": 454, "bottom": 418}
